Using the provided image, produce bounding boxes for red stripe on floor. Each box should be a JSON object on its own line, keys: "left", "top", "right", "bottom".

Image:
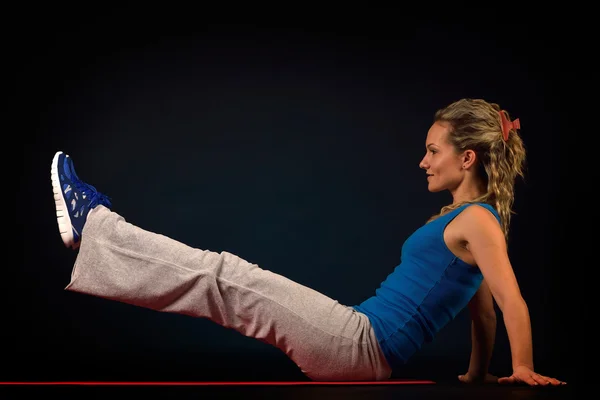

{"left": 0, "top": 380, "right": 435, "bottom": 386}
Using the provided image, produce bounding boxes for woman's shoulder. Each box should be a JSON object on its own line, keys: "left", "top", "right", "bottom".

{"left": 430, "top": 202, "right": 500, "bottom": 229}
{"left": 455, "top": 202, "right": 501, "bottom": 228}
{"left": 466, "top": 202, "right": 498, "bottom": 216}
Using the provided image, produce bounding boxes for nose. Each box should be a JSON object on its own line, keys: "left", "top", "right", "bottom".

{"left": 419, "top": 155, "right": 428, "bottom": 170}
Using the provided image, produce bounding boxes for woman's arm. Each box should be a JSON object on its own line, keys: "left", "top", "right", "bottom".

{"left": 460, "top": 205, "right": 564, "bottom": 386}
{"left": 465, "top": 279, "right": 497, "bottom": 378}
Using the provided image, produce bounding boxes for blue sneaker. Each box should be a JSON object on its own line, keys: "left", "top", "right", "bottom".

{"left": 51, "top": 151, "right": 112, "bottom": 249}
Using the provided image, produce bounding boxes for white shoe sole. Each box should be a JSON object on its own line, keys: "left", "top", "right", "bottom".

{"left": 51, "top": 151, "right": 79, "bottom": 249}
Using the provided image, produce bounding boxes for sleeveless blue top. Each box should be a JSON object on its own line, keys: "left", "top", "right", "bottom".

{"left": 352, "top": 202, "right": 501, "bottom": 369}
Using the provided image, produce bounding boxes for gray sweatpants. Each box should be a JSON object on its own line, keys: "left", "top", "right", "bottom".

{"left": 65, "top": 206, "right": 392, "bottom": 381}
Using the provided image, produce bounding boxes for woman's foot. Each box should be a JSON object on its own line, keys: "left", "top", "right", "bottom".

{"left": 51, "top": 151, "right": 112, "bottom": 249}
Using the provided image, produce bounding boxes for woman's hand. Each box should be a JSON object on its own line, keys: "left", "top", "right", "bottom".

{"left": 498, "top": 365, "right": 566, "bottom": 387}
{"left": 458, "top": 372, "right": 498, "bottom": 384}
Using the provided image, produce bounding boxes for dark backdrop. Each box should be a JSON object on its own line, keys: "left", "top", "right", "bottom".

{"left": 10, "top": 10, "right": 574, "bottom": 385}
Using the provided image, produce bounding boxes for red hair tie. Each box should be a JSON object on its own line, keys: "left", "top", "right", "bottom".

{"left": 499, "top": 111, "right": 520, "bottom": 141}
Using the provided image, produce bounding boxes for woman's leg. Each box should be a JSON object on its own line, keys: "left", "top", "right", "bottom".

{"left": 66, "top": 205, "right": 391, "bottom": 381}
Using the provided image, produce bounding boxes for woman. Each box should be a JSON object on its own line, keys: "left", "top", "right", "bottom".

{"left": 50, "top": 98, "right": 564, "bottom": 386}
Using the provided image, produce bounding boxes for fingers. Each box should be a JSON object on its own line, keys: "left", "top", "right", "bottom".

{"left": 498, "top": 376, "right": 515, "bottom": 384}
{"left": 529, "top": 373, "right": 548, "bottom": 386}
{"left": 536, "top": 374, "right": 566, "bottom": 386}
{"left": 526, "top": 373, "right": 567, "bottom": 387}
{"left": 499, "top": 373, "right": 566, "bottom": 387}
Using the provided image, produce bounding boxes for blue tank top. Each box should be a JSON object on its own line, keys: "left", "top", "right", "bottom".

{"left": 352, "top": 202, "right": 501, "bottom": 369}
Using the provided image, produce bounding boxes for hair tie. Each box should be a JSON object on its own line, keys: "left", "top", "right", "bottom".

{"left": 498, "top": 111, "right": 520, "bottom": 141}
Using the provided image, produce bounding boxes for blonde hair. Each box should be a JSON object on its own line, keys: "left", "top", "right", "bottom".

{"left": 426, "top": 98, "right": 527, "bottom": 241}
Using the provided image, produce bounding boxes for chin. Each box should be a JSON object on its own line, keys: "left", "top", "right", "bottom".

{"left": 427, "top": 185, "right": 445, "bottom": 193}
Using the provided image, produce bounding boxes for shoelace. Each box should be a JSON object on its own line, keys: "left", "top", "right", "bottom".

{"left": 74, "top": 180, "right": 113, "bottom": 209}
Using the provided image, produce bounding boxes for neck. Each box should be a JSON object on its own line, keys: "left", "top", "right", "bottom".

{"left": 450, "top": 178, "right": 487, "bottom": 204}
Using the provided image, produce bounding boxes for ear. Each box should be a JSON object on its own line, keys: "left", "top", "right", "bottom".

{"left": 462, "top": 150, "right": 477, "bottom": 169}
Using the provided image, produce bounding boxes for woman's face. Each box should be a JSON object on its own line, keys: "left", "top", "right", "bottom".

{"left": 419, "top": 121, "right": 465, "bottom": 193}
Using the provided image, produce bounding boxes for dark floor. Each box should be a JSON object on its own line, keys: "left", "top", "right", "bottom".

{"left": 0, "top": 381, "right": 577, "bottom": 399}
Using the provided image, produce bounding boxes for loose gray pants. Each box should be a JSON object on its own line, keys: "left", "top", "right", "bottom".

{"left": 65, "top": 206, "right": 392, "bottom": 381}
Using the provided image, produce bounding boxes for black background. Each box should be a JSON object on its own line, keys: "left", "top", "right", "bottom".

{"left": 10, "top": 7, "right": 577, "bottom": 386}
